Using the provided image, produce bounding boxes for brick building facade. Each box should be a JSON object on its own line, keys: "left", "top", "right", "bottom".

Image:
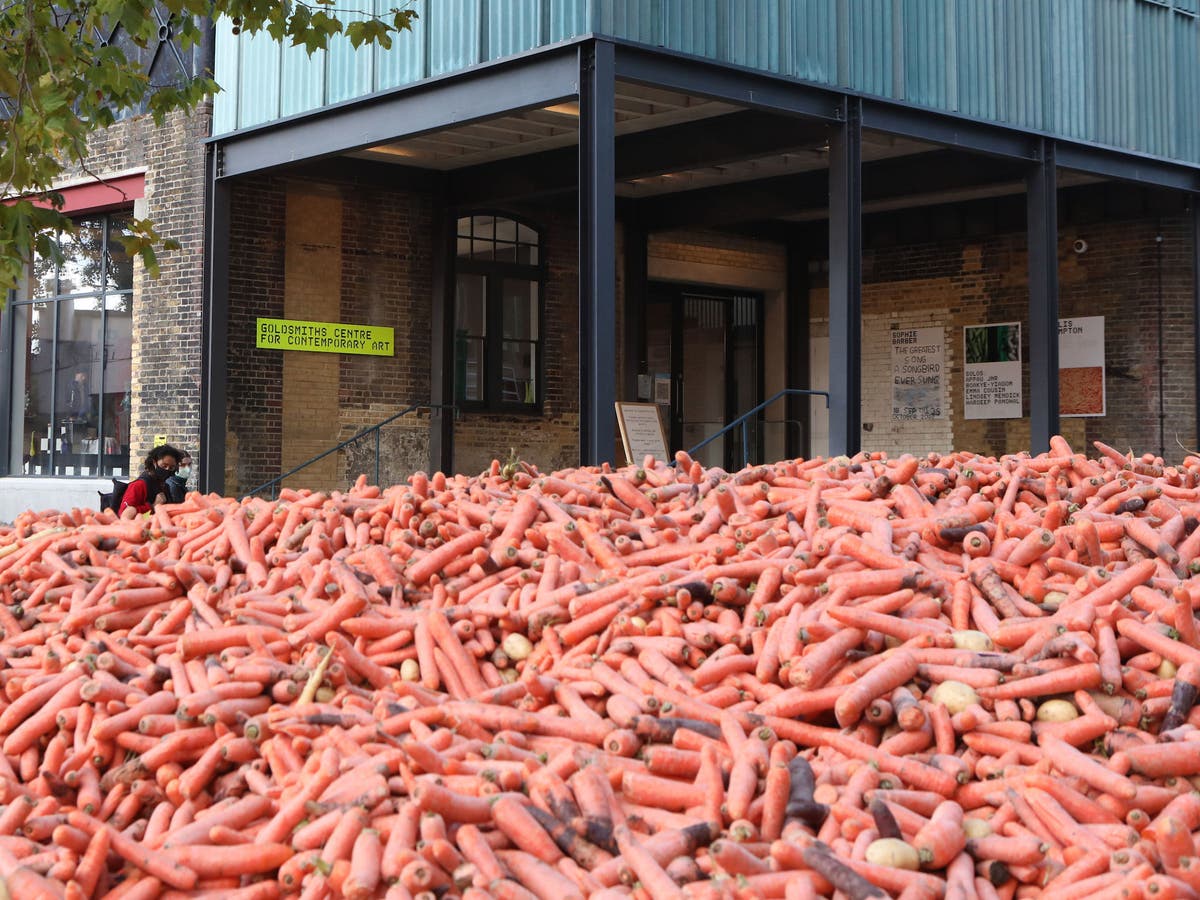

{"left": 0, "top": 106, "right": 211, "bottom": 521}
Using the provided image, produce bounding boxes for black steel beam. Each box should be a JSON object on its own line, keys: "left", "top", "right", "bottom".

{"left": 200, "top": 144, "right": 231, "bottom": 495}
{"left": 785, "top": 235, "right": 810, "bottom": 459}
{"left": 286, "top": 157, "right": 444, "bottom": 191}
{"left": 0, "top": 291, "right": 12, "bottom": 478}
{"left": 450, "top": 110, "right": 830, "bottom": 207}
{"left": 216, "top": 45, "right": 581, "bottom": 179}
{"left": 613, "top": 41, "right": 841, "bottom": 123}
{"left": 1027, "top": 138, "right": 1060, "bottom": 454}
{"left": 640, "top": 147, "right": 1028, "bottom": 231}
{"left": 828, "top": 97, "right": 862, "bottom": 458}
{"left": 860, "top": 100, "right": 1041, "bottom": 162}
{"left": 578, "top": 41, "right": 617, "bottom": 465}
{"left": 1056, "top": 144, "right": 1200, "bottom": 194}
{"left": 429, "top": 179, "right": 455, "bottom": 474}
{"left": 1194, "top": 200, "right": 1200, "bottom": 451}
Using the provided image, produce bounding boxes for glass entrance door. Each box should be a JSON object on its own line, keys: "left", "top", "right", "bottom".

{"left": 644, "top": 287, "right": 763, "bottom": 471}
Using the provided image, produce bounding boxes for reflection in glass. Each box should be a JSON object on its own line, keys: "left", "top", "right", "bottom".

{"left": 106, "top": 215, "right": 134, "bottom": 291}
{"left": 103, "top": 296, "right": 133, "bottom": 476}
{"left": 14, "top": 303, "right": 55, "bottom": 475}
{"left": 57, "top": 218, "right": 104, "bottom": 295}
{"left": 454, "top": 274, "right": 486, "bottom": 403}
{"left": 8, "top": 211, "right": 134, "bottom": 478}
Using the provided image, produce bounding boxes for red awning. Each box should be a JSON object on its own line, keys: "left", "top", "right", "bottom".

{"left": 9, "top": 173, "right": 146, "bottom": 216}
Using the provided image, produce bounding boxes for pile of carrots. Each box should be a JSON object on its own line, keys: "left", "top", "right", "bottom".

{"left": 6, "top": 437, "right": 1200, "bottom": 898}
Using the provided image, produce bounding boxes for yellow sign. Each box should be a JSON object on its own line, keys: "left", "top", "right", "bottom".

{"left": 153, "top": 435, "right": 167, "bottom": 447}
{"left": 255, "top": 318, "right": 395, "bottom": 356}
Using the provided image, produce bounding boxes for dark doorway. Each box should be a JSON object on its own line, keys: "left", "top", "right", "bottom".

{"left": 645, "top": 284, "right": 764, "bottom": 470}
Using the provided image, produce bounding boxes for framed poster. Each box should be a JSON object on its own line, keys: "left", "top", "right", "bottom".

{"left": 963, "top": 322, "right": 1022, "bottom": 419}
{"left": 615, "top": 402, "right": 669, "bottom": 466}
{"left": 1059, "top": 316, "right": 1105, "bottom": 417}
{"left": 891, "top": 327, "right": 945, "bottom": 420}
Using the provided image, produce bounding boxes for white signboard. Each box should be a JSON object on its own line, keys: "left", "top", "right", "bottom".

{"left": 891, "top": 327, "right": 945, "bottom": 420}
{"left": 964, "top": 322, "right": 1022, "bottom": 419}
{"left": 1059, "top": 316, "right": 1105, "bottom": 417}
{"left": 615, "top": 402, "right": 670, "bottom": 466}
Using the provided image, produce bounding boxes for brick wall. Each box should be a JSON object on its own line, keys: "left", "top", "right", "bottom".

{"left": 51, "top": 107, "right": 210, "bottom": 474}
{"left": 226, "top": 175, "right": 437, "bottom": 494}
{"left": 224, "top": 180, "right": 583, "bottom": 491}
{"left": 225, "top": 176, "right": 286, "bottom": 493}
{"left": 812, "top": 214, "right": 1197, "bottom": 460}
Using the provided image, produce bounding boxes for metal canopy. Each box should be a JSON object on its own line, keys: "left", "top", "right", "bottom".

{"left": 613, "top": 41, "right": 842, "bottom": 124}
{"left": 214, "top": 45, "right": 582, "bottom": 179}
{"left": 448, "top": 109, "right": 831, "bottom": 205}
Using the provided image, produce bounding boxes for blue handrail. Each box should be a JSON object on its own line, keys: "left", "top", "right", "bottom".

{"left": 687, "top": 388, "right": 830, "bottom": 469}
{"left": 246, "top": 402, "right": 457, "bottom": 498}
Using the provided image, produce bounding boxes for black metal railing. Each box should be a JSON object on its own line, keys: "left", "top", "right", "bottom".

{"left": 246, "top": 403, "right": 456, "bottom": 498}
{"left": 687, "top": 388, "right": 831, "bottom": 470}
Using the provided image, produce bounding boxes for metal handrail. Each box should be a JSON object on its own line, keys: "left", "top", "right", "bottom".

{"left": 247, "top": 403, "right": 457, "bottom": 498}
{"left": 687, "top": 388, "right": 830, "bottom": 469}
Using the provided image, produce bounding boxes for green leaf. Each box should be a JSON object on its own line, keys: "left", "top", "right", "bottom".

{"left": 0, "top": 0, "right": 415, "bottom": 309}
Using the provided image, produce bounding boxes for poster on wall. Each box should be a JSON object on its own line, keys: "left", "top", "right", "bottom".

{"left": 1059, "top": 316, "right": 1105, "bottom": 417}
{"left": 891, "top": 327, "right": 945, "bottom": 420}
{"left": 963, "top": 322, "right": 1022, "bottom": 419}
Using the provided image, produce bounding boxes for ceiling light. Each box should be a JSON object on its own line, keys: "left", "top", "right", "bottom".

{"left": 544, "top": 102, "right": 580, "bottom": 117}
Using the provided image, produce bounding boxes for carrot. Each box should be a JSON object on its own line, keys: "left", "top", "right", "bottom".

{"left": 834, "top": 651, "right": 920, "bottom": 728}
{"left": 612, "top": 824, "right": 685, "bottom": 899}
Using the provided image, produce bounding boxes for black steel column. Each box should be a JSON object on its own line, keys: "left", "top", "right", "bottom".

{"left": 200, "top": 144, "right": 230, "bottom": 495}
{"left": 786, "top": 232, "right": 811, "bottom": 459}
{"left": 1027, "top": 138, "right": 1059, "bottom": 454}
{"left": 0, "top": 291, "right": 13, "bottom": 477}
{"left": 623, "top": 214, "right": 648, "bottom": 404}
{"left": 578, "top": 41, "right": 617, "bottom": 466}
{"left": 828, "top": 97, "right": 862, "bottom": 457}
{"left": 1193, "top": 199, "right": 1200, "bottom": 450}
{"left": 429, "top": 178, "right": 455, "bottom": 474}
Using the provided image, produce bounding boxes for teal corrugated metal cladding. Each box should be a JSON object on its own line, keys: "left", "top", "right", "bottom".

{"left": 213, "top": 0, "right": 1200, "bottom": 166}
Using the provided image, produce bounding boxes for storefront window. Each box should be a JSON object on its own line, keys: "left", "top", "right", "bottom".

{"left": 454, "top": 215, "right": 542, "bottom": 411}
{"left": 6, "top": 211, "right": 134, "bottom": 477}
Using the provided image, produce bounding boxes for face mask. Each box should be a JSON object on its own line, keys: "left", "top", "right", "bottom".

{"left": 177, "top": 467, "right": 192, "bottom": 479}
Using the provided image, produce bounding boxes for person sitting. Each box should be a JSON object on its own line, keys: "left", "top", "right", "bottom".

{"left": 118, "top": 445, "right": 182, "bottom": 516}
{"left": 165, "top": 452, "right": 192, "bottom": 504}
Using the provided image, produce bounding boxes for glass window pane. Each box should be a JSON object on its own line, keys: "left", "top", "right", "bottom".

{"left": 501, "top": 341, "right": 536, "bottom": 405}
{"left": 102, "top": 294, "right": 133, "bottom": 477}
{"left": 106, "top": 214, "right": 134, "bottom": 292}
{"left": 493, "top": 242, "right": 518, "bottom": 262}
{"left": 57, "top": 218, "right": 104, "bottom": 295}
{"left": 502, "top": 280, "right": 537, "bottom": 341}
{"left": 12, "top": 303, "right": 55, "bottom": 475}
{"left": 456, "top": 216, "right": 472, "bottom": 237}
{"left": 471, "top": 216, "right": 495, "bottom": 241}
{"left": 57, "top": 292, "right": 104, "bottom": 475}
{"left": 456, "top": 237, "right": 471, "bottom": 257}
{"left": 517, "top": 244, "right": 538, "bottom": 265}
{"left": 495, "top": 218, "right": 517, "bottom": 242}
{"left": 456, "top": 337, "right": 484, "bottom": 403}
{"left": 471, "top": 239, "right": 493, "bottom": 260}
{"left": 517, "top": 223, "right": 537, "bottom": 245}
{"left": 455, "top": 274, "right": 486, "bottom": 336}
{"left": 454, "top": 273, "right": 486, "bottom": 405}
{"left": 31, "top": 243, "right": 56, "bottom": 298}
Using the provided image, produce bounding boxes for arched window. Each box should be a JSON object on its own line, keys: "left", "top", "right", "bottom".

{"left": 454, "top": 214, "right": 542, "bottom": 411}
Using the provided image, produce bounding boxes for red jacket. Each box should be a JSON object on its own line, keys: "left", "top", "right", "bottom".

{"left": 117, "top": 474, "right": 161, "bottom": 515}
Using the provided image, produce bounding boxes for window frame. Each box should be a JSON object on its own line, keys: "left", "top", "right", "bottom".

{"left": 452, "top": 212, "right": 546, "bottom": 415}
{"left": 2, "top": 209, "right": 135, "bottom": 479}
